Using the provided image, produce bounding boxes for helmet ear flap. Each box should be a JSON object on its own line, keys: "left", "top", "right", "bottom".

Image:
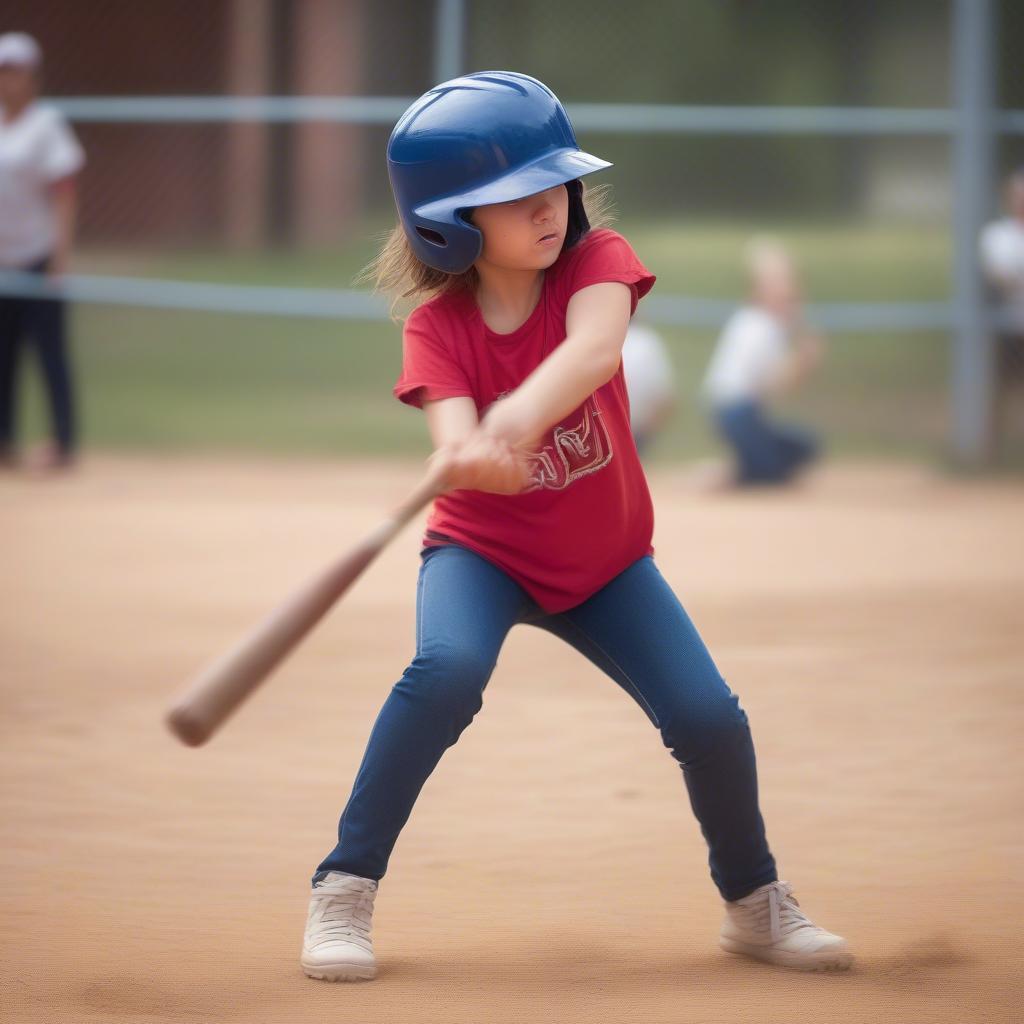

{"left": 564, "top": 179, "right": 590, "bottom": 250}
{"left": 403, "top": 210, "right": 483, "bottom": 273}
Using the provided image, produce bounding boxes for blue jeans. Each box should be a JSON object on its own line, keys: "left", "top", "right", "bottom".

{"left": 715, "top": 400, "right": 818, "bottom": 485}
{"left": 315, "top": 546, "right": 778, "bottom": 902}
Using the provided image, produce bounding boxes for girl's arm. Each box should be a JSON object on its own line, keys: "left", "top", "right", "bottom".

{"left": 423, "top": 395, "right": 478, "bottom": 449}
{"left": 420, "top": 280, "right": 632, "bottom": 495}
{"left": 480, "top": 281, "right": 632, "bottom": 447}
{"left": 423, "top": 395, "right": 531, "bottom": 494}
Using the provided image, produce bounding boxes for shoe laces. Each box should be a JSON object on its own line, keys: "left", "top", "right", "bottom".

{"left": 308, "top": 878, "right": 376, "bottom": 950}
{"left": 733, "top": 880, "right": 819, "bottom": 943}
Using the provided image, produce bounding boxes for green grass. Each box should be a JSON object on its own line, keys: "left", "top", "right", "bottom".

{"left": 19, "top": 307, "right": 426, "bottom": 456}
{"left": 14, "top": 217, "right": 996, "bottom": 464}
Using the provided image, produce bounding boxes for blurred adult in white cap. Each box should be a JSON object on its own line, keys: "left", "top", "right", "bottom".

{"left": 980, "top": 167, "right": 1024, "bottom": 449}
{"left": 0, "top": 31, "right": 85, "bottom": 470}
{"left": 701, "top": 239, "right": 824, "bottom": 487}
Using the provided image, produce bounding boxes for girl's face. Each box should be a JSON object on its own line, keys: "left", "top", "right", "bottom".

{"left": 471, "top": 185, "right": 569, "bottom": 272}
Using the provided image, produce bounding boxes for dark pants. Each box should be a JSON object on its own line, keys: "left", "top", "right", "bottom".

{"left": 315, "top": 546, "right": 778, "bottom": 902}
{"left": 714, "top": 400, "right": 818, "bottom": 485}
{"left": 0, "top": 255, "right": 76, "bottom": 457}
{"left": 994, "top": 332, "right": 1024, "bottom": 451}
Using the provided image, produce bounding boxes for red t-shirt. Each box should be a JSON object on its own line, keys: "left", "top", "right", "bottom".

{"left": 394, "top": 228, "right": 657, "bottom": 613}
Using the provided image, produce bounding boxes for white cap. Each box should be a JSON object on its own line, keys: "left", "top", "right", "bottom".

{"left": 0, "top": 32, "right": 42, "bottom": 69}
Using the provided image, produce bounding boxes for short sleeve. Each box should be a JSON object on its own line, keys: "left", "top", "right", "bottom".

{"left": 393, "top": 304, "right": 475, "bottom": 408}
{"left": 40, "top": 109, "right": 85, "bottom": 182}
{"left": 560, "top": 229, "right": 656, "bottom": 314}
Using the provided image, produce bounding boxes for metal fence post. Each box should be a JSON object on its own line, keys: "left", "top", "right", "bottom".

{"left": 434, "top": 0, "right": 466, "bottom": 84}
{"left": 950, "top": 0, "right": 996, "bottom": 464}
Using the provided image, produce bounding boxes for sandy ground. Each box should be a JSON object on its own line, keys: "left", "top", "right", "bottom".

{"left": 1, "top": 455, "right": 1022, "bottom": 1024}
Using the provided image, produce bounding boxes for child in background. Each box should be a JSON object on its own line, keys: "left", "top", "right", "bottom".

{"left": 702, "top": 240, "right": 823, "bottom": 487}
{"left": 301, "top": 73, "right": 851, "bottom": 983}
{"left": 980, "top": 167, "right": 1024, "bottom": 447}
{"left": 621, "top": 319, "right": 676, "bottom": 455}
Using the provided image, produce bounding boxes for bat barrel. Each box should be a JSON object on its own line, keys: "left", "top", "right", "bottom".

{"left": 163, "top": 459, "right": 449, "bottom": 748}
{"left": 164, "top": 529, "right": 393, "bottom": 746}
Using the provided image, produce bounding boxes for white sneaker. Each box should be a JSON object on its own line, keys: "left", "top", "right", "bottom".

{"left": 720, "top": 880, "right": 852, "bottom": 972}
{"left": 301, "top": 872, "right": 378, "bottom": 981}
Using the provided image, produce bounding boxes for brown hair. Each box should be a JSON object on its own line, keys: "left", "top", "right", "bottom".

{"left": 362, "top": 182, "right": 615, "bottom": 319}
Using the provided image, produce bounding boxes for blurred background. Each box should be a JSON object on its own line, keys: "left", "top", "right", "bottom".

{"left": 5, "top": 0, "right": 1024, "bottom": 467}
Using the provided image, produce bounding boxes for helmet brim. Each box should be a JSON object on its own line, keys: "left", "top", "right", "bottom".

{"left": 414, "top": 147, "right": 611, "bottom": 224}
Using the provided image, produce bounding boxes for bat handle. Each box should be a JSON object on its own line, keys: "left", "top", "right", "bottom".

{"left": 389, "top": 453, "right": 452, "bottom": 528}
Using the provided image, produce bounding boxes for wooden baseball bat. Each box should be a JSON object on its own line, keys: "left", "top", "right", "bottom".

{"left": 165, "top": 459, "right": 449, "bottom": 747}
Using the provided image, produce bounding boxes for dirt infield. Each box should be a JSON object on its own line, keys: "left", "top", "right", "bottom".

{"left": 1, "top": 456, "right": 1021, "bottom": 1023}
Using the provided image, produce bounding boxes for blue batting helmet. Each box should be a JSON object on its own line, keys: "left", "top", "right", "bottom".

{"left": 387, "top": 71, "right": 611, "bottom": 274}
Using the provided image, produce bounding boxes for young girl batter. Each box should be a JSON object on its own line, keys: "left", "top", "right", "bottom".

{"left": 301, "top": 71, "right": 851, "bottom": 981}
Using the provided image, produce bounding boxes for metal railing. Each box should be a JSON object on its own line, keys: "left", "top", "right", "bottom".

{"left": 45, "top": 95, "right": 1024, "bottom": 136}
{"left": 0, "top": 269, "right": 976, "bottom": 332}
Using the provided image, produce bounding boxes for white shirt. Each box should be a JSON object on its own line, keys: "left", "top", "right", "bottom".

{"left": 979, "top": 217, "right": 1024, "bottom": 331}
{"left": 0, "top": 101, "right": 85, "bottom": 267}
{"left": 621, "top": 322, "right": 676, "bottom": 437}
{"left": 702, "top": 306, "right": 788, "bottom": 406}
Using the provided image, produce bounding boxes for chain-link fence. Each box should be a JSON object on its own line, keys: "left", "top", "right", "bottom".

{"left": 4, "top": 0, "right": 1024, "bottom": 466}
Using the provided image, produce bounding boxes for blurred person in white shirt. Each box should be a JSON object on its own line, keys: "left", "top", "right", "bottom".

{"left": 701, "top": 239, "right": 823, "bottom": 486}
{"left": 621, "top": 320, "right": 676, "bottom": 456}
{"left": 979, "top": 166, "right": 1024, "bottom": 442}
{"left": 0, "top": 32, "right": 85, "bottom": 471}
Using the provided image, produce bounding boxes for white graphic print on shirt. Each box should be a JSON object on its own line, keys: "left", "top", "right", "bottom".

{"left": 524, "top": 394, "right": 613, "bottom": 492}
